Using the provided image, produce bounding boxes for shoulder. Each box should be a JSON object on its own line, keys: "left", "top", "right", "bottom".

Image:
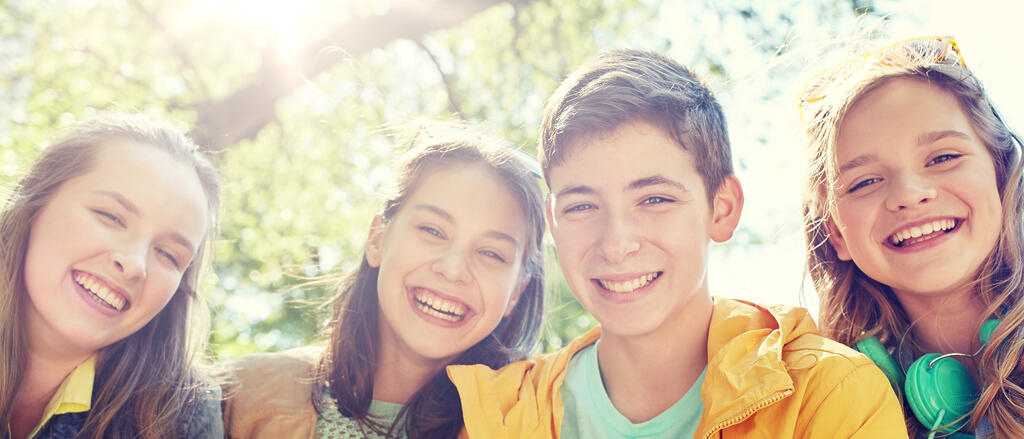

{"left": 448, "top": 328, "right": 600, "bottom": 438}
{"left": 448, "top": 327, "right": 598, "bottom": 395}
{"left": 221, "top": 346, "right": 324, "bottom": 439}
{"left": 184, "top": 378, "right": 225, "bottom": 439}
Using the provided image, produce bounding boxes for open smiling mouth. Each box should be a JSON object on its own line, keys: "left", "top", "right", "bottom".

{"left": 596, "top": 272, "right": 662, "bottom": 293}
{"left": 73, "top": 271, "right": 127, "bottom": 311}
{"left": 412, "top": 288, "right": 468, "bottom": 323}
{"left": 887, "top": 218, "right": 960, "bottom": 248}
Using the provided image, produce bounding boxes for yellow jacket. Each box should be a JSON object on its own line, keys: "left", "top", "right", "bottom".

{"left": 448, "top": 297, "right": 908, "bottom": 438}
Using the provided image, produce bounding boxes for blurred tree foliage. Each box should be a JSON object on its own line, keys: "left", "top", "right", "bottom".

{"left": 1, "top": 0, "right": 877, "bottom": 359}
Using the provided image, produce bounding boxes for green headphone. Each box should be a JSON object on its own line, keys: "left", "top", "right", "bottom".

{"left": 855, "top": 319, "right": 999, "bottom": 438}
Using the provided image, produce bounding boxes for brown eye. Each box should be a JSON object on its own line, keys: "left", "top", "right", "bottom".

{"left": 928, "top": 153, "right": 963, "bottom": 166}
{"left": 156, "top": 248, "right": 181, "bottom": 269}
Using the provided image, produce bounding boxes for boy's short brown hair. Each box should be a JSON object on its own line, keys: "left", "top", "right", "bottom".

{"left": 539, "top": 50, "right": 733, "bottom": 200}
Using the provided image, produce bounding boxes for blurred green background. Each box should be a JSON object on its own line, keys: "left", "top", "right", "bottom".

{"left": 3, "top": 0, "right": 1018, "bottom": 359}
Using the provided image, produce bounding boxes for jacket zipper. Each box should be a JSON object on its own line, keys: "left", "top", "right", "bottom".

{"left": 702, "top": 390, "right": 792, "bottom": 439}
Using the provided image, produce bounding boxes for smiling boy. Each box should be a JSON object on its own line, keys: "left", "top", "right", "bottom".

{"left": 449, "top": 50, "right": 907, "bottom": 438}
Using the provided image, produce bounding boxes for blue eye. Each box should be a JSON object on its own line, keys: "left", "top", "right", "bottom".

{"left": 563, "top": 203, "right": 594, "bottom": 214}
{"left": 418, "top": 225, "right": 443, "bottom": 238}
{"left": 928, "top": 153, "right": 963, "bottom": 166}
{"left": 479, "top": 250, "right": 507, "bottom": 263}
{"left": 94, "top": 210, "right": 125, "bottom": 227}
{"left": 641, "top": 196, "right": 674, "bottom": 205}
{"left": 847, "top": 178, "right": 880, "bottom": 193}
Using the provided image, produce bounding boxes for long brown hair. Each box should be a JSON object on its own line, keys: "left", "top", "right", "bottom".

{"left": 801, "top": 38, "right": 1024, "bottom": 437}
{"left": 313, "top": 125, "right": 546, "bottom": 438}
{"left": 0, "top": 113, "right": 221, "bottom": 438}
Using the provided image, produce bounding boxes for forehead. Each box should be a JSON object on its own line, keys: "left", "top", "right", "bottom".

{"left": 67, "top": 140, "right": 209, "bottom": 241}
{"left": 548, "top": 121, "right": 706, "bottom": 195}
{"left": 837, "top": 78, "right": 974, "bottom": 158}
{"left": 401, "top": 162, "right": 528, "bottom": 240}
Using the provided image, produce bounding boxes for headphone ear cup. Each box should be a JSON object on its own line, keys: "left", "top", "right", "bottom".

{"left": 904, "top": 353, "right": 978, "bottom": 434}
{"left": 855, "top": 336, "right": 906, "bottom": 392}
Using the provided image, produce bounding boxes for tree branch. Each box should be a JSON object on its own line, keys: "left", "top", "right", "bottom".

{"left": 416, "top": 39, "right": 463, "bottom": 120}
{"left": 193, "top": 0, "right": 536, "bottom": 151}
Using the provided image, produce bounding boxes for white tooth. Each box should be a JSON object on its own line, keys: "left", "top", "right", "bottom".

{"left": 947, "top": 219, "right": 955, "bottom": 229}
{"left": 631, "top": 278, "right": 640, "bottom": 291}
{"left": 901, "top": 230, "right": 911, "bottom": 240}
{"left": 890, "top": 234, "right": 900, "bottom": 245}
{"left": 910, "top": 227, "right": 922, "bottom": 238}
{"left": 922, "top": 223, "right": 934, "bottom": 235}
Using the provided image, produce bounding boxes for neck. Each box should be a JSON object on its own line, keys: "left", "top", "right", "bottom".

{"left": 371, "top": 332, "right": 448, "bottom": 404}
{"left": 10, "top": 347, "right": 91, "bottom": 439}
{"left": 596, "top": 293, "right": 713, "bottom": 423}
{"left": 895, "top": 286, "right": 987, "bottom": 355}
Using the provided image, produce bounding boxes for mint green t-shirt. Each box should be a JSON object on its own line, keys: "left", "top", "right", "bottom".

{"left": 316, "top": 387, "right": 405, "bottom": 439}
{"left": 560, "top": 342, "right": 706, "bottom": 439}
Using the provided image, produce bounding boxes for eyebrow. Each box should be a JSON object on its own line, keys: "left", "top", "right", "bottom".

{"left": 413, "top": 203, "right": 520, "bottom": 247}
{"left": 95, "top": 190, "right": 197, "bottom": 254}
{"left": 838, "top": 130, "right": 973, "bottom": 175}
{"left": 627, "top": 175, "right": 687, "bottom": 192}
{"left": 917, "top": 130, "right": 971, "bottom": 146}
{"left": 838, "top": 154, "right": 878, "bottom": 174}
{"left": 553, "top": 175, "right": 687, "bottom": 198}
{"left": 94, "top": 190, "right": 139, "bottom": 215}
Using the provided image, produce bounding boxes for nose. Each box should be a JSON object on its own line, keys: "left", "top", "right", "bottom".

{"left": 111, "top": 246, "right": 147, "bottom": 281}
{"left": 431, "top": 247, "right": 472, "bottom": 284}
{"left": 884, "top": 173, "right": 937, "bottom": 211}
{"left": 597, "top": 214, "right": 640, "bottom": 264}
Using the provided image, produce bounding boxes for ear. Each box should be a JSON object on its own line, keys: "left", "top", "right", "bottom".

{"left": 825, "top": 217, "right": 853, "bottom": 261}
{"left": 365, "top": 215, "right": 386, "bottom": 268}
{"left": 709, "top": 176, "right": 744, "bottom": 243}
{"left": 504, "top": 275, "right": 531, "bottom": 318}
{"left": 545, "top": 196, "right": 556, "bottom": 230}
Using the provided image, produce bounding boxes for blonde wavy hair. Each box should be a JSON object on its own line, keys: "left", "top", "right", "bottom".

{"left": 0, "top": 113, "right": 221, "bottom": 438}
{"left": 801, "top": 37, "right": 1024, "bottom": 437}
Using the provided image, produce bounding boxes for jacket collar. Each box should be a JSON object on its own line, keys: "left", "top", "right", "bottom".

{"left": 695, "top": 297, "right": 816, "bottom": 437}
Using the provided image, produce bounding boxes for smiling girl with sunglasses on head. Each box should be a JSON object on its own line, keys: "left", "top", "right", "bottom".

{"left": 0, "top": 114, "right": 223, "bottom": 438}
{"left": 801, "top": 36, "right": 1024, "bottom": 439}
{"left": 223, "top": 124, "right": 546, "bottom": 439}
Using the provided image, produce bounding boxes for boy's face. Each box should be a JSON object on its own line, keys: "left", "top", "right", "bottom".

{"left": 546, "top": 121, "right": 742, "bottom": 338}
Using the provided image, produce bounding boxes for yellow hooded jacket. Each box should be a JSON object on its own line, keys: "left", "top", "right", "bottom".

{"left": 448, "top": 297, "right": 908, "bottom": 439}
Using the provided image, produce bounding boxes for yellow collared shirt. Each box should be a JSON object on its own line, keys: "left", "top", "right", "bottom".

{"left": 11, "top": 356, "right": 95, "bottom": 439}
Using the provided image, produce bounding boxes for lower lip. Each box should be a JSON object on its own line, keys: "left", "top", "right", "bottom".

{"left": 72, "top": 274, "right": 122, "bottom": 318}
{"left": 885, "top": 222, "right": 961, "bottom": 254}
{"left": 406, "top": 288, "right": 471, "bottom": 328}
{"left": 593, "top": 275, "right": 660, "bottom": 304}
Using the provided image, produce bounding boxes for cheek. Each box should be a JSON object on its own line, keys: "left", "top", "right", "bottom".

{"left": 144, "top": 273, "right": 186, "bottom": 315}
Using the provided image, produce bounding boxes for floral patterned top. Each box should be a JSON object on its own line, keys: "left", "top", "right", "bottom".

{"left": 316, "top": 388, "right": 404, "bottom": 439}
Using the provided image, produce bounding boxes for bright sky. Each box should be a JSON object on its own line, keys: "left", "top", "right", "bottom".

{"left": 700, "top": 1, "right": 1024, "bottom": 317}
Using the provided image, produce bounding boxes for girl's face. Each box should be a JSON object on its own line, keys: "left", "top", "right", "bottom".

{"left": 367, "top": 162, "right": 528, "bottom": 365}
{"left": 24, "top": 140, "right": 208, "bottom": 358}
{"left": 827, "top": 78, "right": 1002, "bottom": 300}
